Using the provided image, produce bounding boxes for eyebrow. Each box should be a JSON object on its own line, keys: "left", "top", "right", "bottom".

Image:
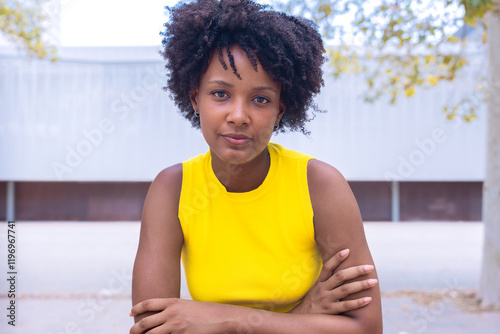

{"left": 207, "top": 80, "right": 278, "bottom": 93}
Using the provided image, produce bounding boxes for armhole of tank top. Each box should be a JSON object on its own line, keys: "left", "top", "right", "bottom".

{"left": 178, "top": 160, "right": 190, "bottom": 239}
{"left": 302, "top": 157, "right": 317, "bottom": 244}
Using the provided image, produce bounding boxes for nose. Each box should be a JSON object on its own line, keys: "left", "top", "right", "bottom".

{"left": 226, "top": 98, "right": 250, "bottom": 126}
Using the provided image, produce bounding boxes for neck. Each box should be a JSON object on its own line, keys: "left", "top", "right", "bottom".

{"left": 211, "top": 148, "right": 270, "bottom": 193}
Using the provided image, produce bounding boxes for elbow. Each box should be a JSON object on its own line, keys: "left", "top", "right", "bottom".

{"left": 362, "top": 321, "right": 383, "bottom": 334}
{"left": 349, "top": 296, "right": 383, "bottom": 334}
{"left": 353, "top": 314, "right": 383, "bottom": 334}
{"left": 342, "top": 305, "right": 383, "bottom": 334}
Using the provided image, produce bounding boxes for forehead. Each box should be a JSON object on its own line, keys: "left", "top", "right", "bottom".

{"left": 201, "top": 45, "right": 280, "bottom": 89}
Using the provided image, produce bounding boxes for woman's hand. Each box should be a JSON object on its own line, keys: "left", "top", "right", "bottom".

{"left": 289, "top": 249, "right": 378, "bottom": 315}
{"left": 129, "top": 250, "right": 378, "bottom": 334}
{"left": 130, "top": 298, "right": 234, "bottom": 334}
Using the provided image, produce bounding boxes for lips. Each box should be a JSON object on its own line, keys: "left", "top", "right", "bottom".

{"left": 221, "top": 133, "right": 252, "bottom": 145}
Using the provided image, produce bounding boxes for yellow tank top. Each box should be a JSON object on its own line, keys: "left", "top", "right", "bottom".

{"left": 179, "top": 143, "right": 322, "bottom": 312}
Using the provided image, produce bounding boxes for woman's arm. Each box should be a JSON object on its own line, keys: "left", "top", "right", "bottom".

{"left": 306, "top": 159, "right": 383, "bottom": 333}
{"left": 130, "top": 297, "right": 378, "bottom": 333}
{"left": 130, "top": 160, "right": 382, "bottom": 334}
{"left": 131, "top": 164, "right": 184, "bottom": 323}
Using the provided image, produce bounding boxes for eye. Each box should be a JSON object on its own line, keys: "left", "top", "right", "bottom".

{"left": 253, "top": 96, "right": 270, "bottom": 104}
{"left": 211, "top": 90, "right": 228, "bottom": 99}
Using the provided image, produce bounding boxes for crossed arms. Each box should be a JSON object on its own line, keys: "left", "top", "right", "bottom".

{"left": 130, "top": 160, "right": 383, "bottom": 333}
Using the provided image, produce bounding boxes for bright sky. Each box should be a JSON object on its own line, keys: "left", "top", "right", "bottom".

{"left": 55, "top": 0, "right": 461, "bottom": 47}
{"left": 60, "top": 0, "right": 172, "bottom": 46}
{"left": 60, "top": 0, "right": 273, "bottom": 46}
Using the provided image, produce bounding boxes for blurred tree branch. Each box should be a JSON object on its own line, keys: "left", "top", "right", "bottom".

{"left": 0, "top": 0, "right": 57, "bottom": 60}
{"left": 274, "top": 0, "right": 495, "bottom": 121}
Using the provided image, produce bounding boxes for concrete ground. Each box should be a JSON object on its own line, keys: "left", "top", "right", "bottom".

{"left": 0, "top": 221, "right": 498, "bottom": 333}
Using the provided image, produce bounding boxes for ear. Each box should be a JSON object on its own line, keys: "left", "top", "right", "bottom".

{"left": 275, "top": 101, "right": 285, "bottom": 126}
{"left": 189, "top": 90, "right": 199, "bottom": 112}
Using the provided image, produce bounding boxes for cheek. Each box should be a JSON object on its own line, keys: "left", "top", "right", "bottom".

{"left": 199, "top": 112, "right": 222, "bottom": 141}
{"left": 254, "top": 122, "right": 275, "bottom": 143}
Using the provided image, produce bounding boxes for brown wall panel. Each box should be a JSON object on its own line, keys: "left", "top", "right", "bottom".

{"left": 16, "top": 182, "right": 150, "bottom": 221}
{"left": 85, "top": 183, "right": 150, "bottom": 221}
{"left": 0, "top": 182, "right": 6, "bottom": 221}
{"left": 400, "top": 182, "right": 482, "bottom": 221}
{"left": 348, "top": 181, "right": 392, "bottom": 221}
{"left": 9, "top": 180, "right": 483, "bottom": 222}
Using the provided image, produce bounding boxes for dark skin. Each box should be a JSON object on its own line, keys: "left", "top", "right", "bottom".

{"left": 305, "top": 159, "right": 382, "bottom": 328}
{"left": 130, "top": 46, "right": 382, "bottom": 333}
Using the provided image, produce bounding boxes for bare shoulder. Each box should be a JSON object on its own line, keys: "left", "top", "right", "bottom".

{"left": 307, "top": 159, "right": 359, "bottom": 217}
{"left": 307, "top": 159, "right": 349, "bottom": 190}
{"left": 140, "top": 162, "right": 184, "bottom": 244}
{"left": 150, "top": 163, "right": 183, "bottom": 197}
{"left": 307, "top": 159, "right": 364, "bottom": 257}
{"left": 142, "top": 163, "right": 183, "bottom": 217}
{"left": 132, "top": 163, "right": 184, "bottom": 307}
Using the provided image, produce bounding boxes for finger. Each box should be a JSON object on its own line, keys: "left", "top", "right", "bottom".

{"left": 130, "top": 298, "right": 173, "bottom": 317}
{"left": 129, "top": 311, "right": 165, "bottom": 334}
{"left": 328, "top": 278, "right": 378, "bottom": 301}
{"left": 325, "top": 264, "right": 374, "bottom": 290}
{"left": 318, "top": 249, "right": 350, "bottom": 282}
{"left": 325, "top": 296, "right": 373, "bottom": 315}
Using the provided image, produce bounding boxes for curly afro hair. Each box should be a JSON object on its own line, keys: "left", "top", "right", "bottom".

{"left": 161, "top": 0, "right": 326, "bottom": 135}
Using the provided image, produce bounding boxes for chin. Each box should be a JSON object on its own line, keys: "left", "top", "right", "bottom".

{"left": 219, "top": 150, "right": 255, "bottom": 164}
{"left": 214, "top": 145, "right": 261, "bottom": 164}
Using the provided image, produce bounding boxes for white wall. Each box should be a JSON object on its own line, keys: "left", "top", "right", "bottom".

{"left": 0, "top": 47, "right": 487, "bottom": 182}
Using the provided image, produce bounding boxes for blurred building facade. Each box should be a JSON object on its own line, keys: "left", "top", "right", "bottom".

{"left": 0, "top": 46, "right": 487, "bottom": 221}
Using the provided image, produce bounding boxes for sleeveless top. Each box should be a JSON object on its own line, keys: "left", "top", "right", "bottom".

{"left": 178, "top": 143, "right": 322, "bottom": 312}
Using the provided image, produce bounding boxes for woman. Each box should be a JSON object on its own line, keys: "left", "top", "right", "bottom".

{"left": 130, "top": 0, "right": 382, "bottom": 333}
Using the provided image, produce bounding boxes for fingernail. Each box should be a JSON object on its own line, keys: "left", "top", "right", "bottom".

{"left": 368, "top": 279, "right": 378, "bottom": 286}
{"left": 129, "top": 310, "right": 133, "bottom": 316}
{"left": 364, "top": 265, "right": 374, "bottom": 272}
{"left": 364, "top": 297, "right": 372, "bottom": 303}
{"left": 340, "top": 249, "right": 350, "bottom": 256}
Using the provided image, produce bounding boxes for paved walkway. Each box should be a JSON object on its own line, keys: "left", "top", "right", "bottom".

{"left": 0, "top": 221, "right": 498, "bottom": 333}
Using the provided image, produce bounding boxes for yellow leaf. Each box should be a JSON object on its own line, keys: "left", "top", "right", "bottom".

{"left": 404, "top": 86, "right": 416, "bottom": 97}
{"left": 390, "top": 91, "right": 397, "bottom": 104}
{"left": 428, "top": 76, "right": 439, "bottom": 86}
{"left": 318, "top": 4, "right": 333, "bottom": 17}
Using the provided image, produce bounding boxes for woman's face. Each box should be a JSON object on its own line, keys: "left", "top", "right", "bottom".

{"left": 190, "top": 45, "right": 284, "bottom": 167}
